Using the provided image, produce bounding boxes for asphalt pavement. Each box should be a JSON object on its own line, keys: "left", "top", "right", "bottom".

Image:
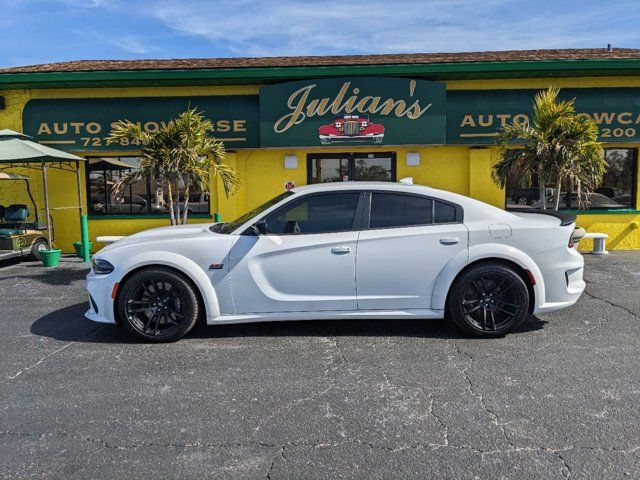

{"left": 0, "top": 253, "right": 639, "bottom": 479}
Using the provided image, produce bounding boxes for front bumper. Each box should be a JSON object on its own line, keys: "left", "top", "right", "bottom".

{"left": 85, "top": 271, "right": 118, "bottom": 324}
{"left": 319, "top": 133, "right": 383, "bottom": 144}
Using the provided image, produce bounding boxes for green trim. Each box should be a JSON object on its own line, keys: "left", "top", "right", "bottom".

{"left": 562, "top": 209, "right": 640, "bottom": 215}
{"left": 3, "top": 58, "right": 640, "bottom": 89}
{"left": 88, "top": 213, "right": 213, "bottom": 220}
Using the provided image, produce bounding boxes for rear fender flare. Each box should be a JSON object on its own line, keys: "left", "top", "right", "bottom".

{"left": 431, "top": 243, "right": 545, "bottom": 310}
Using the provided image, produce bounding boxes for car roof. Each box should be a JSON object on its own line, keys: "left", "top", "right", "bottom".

{"left": 291, "top": 181, "right": 434, "bottom": 195}
{"left": 290, "top": 181, "right": 515, "bottom": 222}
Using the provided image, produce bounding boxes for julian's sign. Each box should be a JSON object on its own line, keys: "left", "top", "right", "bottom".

{"left": 260, "top": 77, "right": 447, "bottom": 147}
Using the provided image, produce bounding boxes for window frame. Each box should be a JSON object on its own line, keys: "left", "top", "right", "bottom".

{"left": 503, "top": 147, "right": 639, "bottom": 211}
{"left": 245, "top": 191, "right": 367, "bottom": 236}
{"left": 307, "top": 152, "right": 397, "bottom": 184}
{"left": 595, "top": 147, "right": 638, "bottom": 211}
{"left": 362, "top": 191, "right": 464, "bottom": 231}
{"left": 86, "top": 156, "right": 211, "bottom": 217}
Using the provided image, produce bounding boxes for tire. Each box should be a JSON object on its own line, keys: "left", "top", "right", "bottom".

{"left": 117, "top": 267, "right": 201, "bottom": 342}
{"left": 447, "top": 263, "right": 530, "bottom": 337}
{"left": 30, "top": 238, "right": 49, "bottom": 260}
{"left": 516, "top": 196, "right": 531, "bottom": 206}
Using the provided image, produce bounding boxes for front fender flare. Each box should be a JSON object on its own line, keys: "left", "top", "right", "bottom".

{"left": 430, "top": 244, "right": 545, "bottom": 311}
{"left": 114, "top": 251, "right": 220, "bottom": 321}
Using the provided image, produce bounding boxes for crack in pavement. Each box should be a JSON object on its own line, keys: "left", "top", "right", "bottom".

{"left": 266, "top": 444, "right": 285, "bottom": 480}
{"left": 250, "top": 335, "right": 347, "bottom": 440}
{"left": 6, "top": 324, "right": 104, "bottom": 380}
{"left": 583, "top": 289, "right": 639, "bottom": 319}
{"left": 6, "top": 430, "right": 639, "bottom": 457}
{"left": 425, "top": 390, "right": 449, "bottom": 447}
{"left": 451, "top": 341, "right": 517, "bottom": 450}
{"left": 554, "top": 450, "right": 572, "bottom": 479}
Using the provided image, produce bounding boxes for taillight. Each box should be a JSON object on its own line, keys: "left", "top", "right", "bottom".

{"left": 568, "top": 239, "right": 574, "bottom": 248}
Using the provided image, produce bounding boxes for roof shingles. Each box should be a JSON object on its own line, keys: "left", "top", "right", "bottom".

{"left": 2, "top": 48, "right": 640, "bottom": 74}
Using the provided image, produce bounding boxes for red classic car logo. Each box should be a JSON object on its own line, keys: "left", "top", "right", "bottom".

{"left": 318, "top": 115, "right": 385, "bottom": 144}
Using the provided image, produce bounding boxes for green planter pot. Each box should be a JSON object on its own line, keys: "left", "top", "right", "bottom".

{"left": 73, "top": 241, "right": 93, "bottom": 258}
{"left": 40, "top": 249, "right": 61, "bottom": 268}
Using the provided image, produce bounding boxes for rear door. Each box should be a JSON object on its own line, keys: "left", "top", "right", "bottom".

{"left": 356, "top": 191, "right": 468, "bottom": 310}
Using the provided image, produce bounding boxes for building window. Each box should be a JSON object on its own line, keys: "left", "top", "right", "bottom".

{"left": 308, "top": 152, "right": 396, "bottom": 183}
{"left": 596, "top": 149, "right": 636, "bottom": 209}
{"left": 505, "top": 148, "right": 637, "bottom": 210}
{"left": 87, "top": 157, "right": 210, "bottom": 216}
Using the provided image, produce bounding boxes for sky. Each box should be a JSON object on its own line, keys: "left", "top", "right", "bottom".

{"left": 1, "top": 0, "right": 640, "bottom": 68}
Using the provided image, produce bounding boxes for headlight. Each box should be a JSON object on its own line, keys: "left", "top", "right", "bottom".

{"left": 92, "top": 258, "right": 115, "bottom": 274}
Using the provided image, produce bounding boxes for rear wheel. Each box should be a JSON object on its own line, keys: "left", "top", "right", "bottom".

{"left": 118, "top": 267, "right": 200, "bottom": 342}
{"left": 30, "top": 238, "right": 49, "bottom": 260}
{"left": 448, "top": 263, "right": 530, "bottom": 337}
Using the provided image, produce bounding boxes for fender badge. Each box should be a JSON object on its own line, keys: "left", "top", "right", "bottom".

{"left": 209, "top": 263, "right": 224, "bottom": 270}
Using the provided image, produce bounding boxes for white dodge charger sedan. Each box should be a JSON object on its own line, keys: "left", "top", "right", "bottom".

{"left": 86, "top": 181, "right": 585, "bottom": 342}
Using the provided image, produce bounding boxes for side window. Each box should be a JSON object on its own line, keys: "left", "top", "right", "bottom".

{"left": 264, "top": 193, "right": 360, "bottom": 234}
{"left": 370, "top": 193, "right": 433, "bottom": 228}
{"left": 434, "top": 201, "right": 457, "bottom": 223}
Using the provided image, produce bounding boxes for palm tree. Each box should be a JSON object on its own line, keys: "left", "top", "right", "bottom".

{"left": 108, "top": 108, "right": 240, "bottom": 225}
{"left": 492, "top": 87, "right": 606, "bottom": 210}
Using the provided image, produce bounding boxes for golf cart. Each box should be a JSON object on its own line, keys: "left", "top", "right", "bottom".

{"left": 0, "top": 172, "right": 51, "bottom": 261}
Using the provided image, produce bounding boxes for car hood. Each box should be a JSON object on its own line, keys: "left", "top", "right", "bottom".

{"left": 98, "top": 223, "right": 218, "bottom": 252}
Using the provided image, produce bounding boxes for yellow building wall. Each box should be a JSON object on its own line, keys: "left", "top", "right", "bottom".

{"left": 1, "top": 76, "right": 640, "bottom": 253}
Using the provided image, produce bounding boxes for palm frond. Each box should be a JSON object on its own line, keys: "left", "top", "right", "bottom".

{"left": 108, "top": 107, "right": 241, "bottom": 224}
{"left": 492, "top": 86, "right": 606, "bottom": 210}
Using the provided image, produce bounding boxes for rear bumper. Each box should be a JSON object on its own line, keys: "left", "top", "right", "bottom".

{"left": 532, "top": 248, "right": 585, "bottom": 314}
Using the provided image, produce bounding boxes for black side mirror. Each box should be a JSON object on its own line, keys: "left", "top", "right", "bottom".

{"left": 251, "top": 220, "right": 269, "bottom": 236}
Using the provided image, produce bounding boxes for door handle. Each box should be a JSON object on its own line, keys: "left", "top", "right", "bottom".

{"left": 439, "top": 237, "right": 460, "bottom": 245}
{"left": 331, "top": 246, "right": 351, "bottom": 255}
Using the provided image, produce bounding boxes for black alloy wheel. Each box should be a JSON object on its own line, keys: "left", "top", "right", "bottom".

{"left": 118, "top": 267, "right": 200, "bottom": 342}
{"left": 448, "top": 263, "right": 530, "bottom": 337}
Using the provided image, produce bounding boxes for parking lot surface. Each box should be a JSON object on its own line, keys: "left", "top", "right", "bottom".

{"left": 1, "top": 253, "right": 639, "bottom": 479}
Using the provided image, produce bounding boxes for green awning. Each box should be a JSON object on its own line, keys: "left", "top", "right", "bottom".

{"left": 0, "top": 129, "right": 84, "bottom": 163}
{"left": 0, "top": 129, "right": 85, "bottom": 250}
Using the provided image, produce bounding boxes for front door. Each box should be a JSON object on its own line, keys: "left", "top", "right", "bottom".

{"left": 356, "top": 191, "right": 468, "bottom": 310}
{"left": 228, "top": 191, "right": 364, "bottom": 314}
{"left": 308, "top": 152, "right": 396, "bottom": 183}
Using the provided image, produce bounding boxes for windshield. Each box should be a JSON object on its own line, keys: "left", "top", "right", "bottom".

{"left": 211, "top": 191, "right": 294, "bottom": 234}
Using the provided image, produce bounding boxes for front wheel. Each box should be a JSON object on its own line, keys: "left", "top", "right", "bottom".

{"left": 447, "top": 263, "right": 530, "bottom": 337}
{"left": 117, "top": 267, "right": 200, "bottom": 342}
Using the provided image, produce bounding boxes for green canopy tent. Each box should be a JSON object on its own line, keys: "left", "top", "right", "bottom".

{"left": 0, "top": 129, "right": 89, "bottom": 260}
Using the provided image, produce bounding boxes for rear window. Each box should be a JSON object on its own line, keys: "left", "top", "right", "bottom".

{"left": 369, "top": 193, "right": 462, "bottom": 228}
{"left": 434, "top": 201, "right": 457, "bottom": 223}
{"left": 370, "top": 193, "right": 432, "bottom": 228}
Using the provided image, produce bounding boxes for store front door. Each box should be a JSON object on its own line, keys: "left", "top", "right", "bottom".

{"left": 308, "top": 152, "right": 396, "bottom": 183}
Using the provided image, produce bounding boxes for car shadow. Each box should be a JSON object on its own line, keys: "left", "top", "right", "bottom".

{"left": 31, "top": 301, "right": 548, "bottom": 344}
{"left": 1, "top": 268, "right": 89, "bottom": 286}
